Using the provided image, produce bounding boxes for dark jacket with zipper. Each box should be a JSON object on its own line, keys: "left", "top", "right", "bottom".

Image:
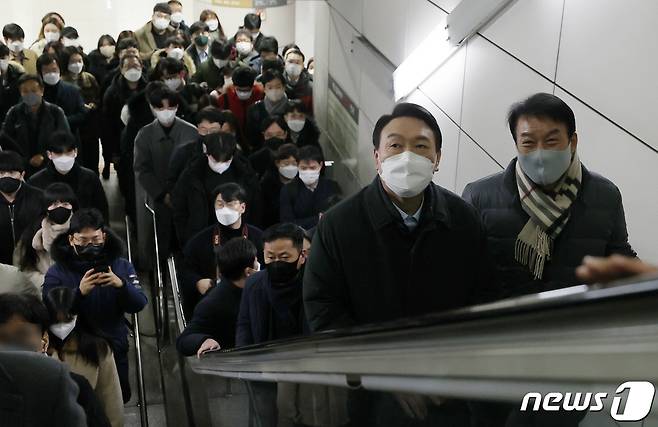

{"left": 0, "top": 182, "right": 43, "bottom": 264}
{"left": 279, "top": 176, "right": 341, "bottom": 230}
{"left": 303, "top": 177, "right": 495, "bottom": 332}
{"left": 43, "top": 81, "right": 88, "bottom": 133}
{"left": 179, "top": 222, "right": 263, "bottom": 317}
{"left": 0, "top": 63, "right": 24, "bottom": 123}
{"left": 43, "top": 229, "right": 147, "bottom": 356}
{"left": 462, "top": 159, "right": 636, "bottom": 298}
{"left": 28, "top": 162, "right": 109, "bottom": 221}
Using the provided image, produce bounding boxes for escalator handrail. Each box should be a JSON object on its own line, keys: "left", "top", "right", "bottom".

{"left": 144, "top": 200, "right": 166, "bottom": 343}
{"left": 167, "top": 256, "right": 187, "bottom": 333}
{"left": 125, "top": 216, "right": 149, "bottom": 427}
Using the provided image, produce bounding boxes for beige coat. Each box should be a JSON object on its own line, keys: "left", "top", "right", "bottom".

{"left": 9, "top": 49, "right": 37, "bottom": 75}
{"left": 150, "top": 49, "right": 197, "bottom": 76}
{"left": 134, "top": 21, "right": 174, "bottom": 62}
{"left": 53, "top": 341, "right": 124, "bottom": 427}
{"left": 0, "top": 263, "right": 40, "bottom": 298}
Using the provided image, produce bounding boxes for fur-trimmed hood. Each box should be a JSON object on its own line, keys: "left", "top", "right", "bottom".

{"left": 50, "top": 227, "right": 126, "bottom": 271}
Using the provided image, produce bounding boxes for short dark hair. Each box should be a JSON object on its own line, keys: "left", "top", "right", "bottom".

{"left": 47, "top": 131, "right": 77, "bottom": 153}
{"left": 36, "top": 53, "right": 60, "bottom": 74}
{"left": 285, "top": 48, "right": 305, "bottom": 63}
{"left": 260, "top": 115, "right": 288, "bottom": 133}
{"left": 97, "top": 34, "right": 116, "bottom": 50}
{"left": 234, "top": 29, "right": 253, "bottom": 42}
{"left": 190, "top": 21, "right": 209, "bottom": 35}
{"left": 0, "top": 150, "right": 25, "bottom": 173}
{"left": 258, "top": 36, "right": 278, "bottom": 55}
{"left": 243, "top": 13, "right": 261, "bottom": 30}
{"left": 69, "top": 208, "right": 105, "bottom": 234}
{"left": 260, "top": 69, "right": 284, "bottom": 86}
{"left": 117, "top": 31, "right": 136, "bottom": 43}
{"left": 44, "top": 182, "right": 79, "bottom": 212}
{"left": 373, "top": 103, "right": 442, "bottom": 151}
{"left": 274, "top": 143, "right": 299, "bottom": 162}
{"left": 60, "top": 46, "right": 83, "bottom": 69}
{"left": 216, "top": 238, "right": 257, "bottom": 282}
{"left": 218, "top": 110, "right": 239, "bottom": 134}
{"left": 3, "top": 23, "right": 25, "bottom": 40}
{"left": 263, "top": 223, "right": 304, "bottom": 252}
{"left": 232, "top": 66, "right": 256, "bottom": 87}
{"left": 146, "top": 81, "right": 180, "bottom": 108}
{"left": 210, "top": 39, "right": 232, "bottom": 60}
{"left": 116, "top": 37, "right": 139, "bottom": 52}
{"left": 120, "top": 54, "right": 142, "bottom": 69}
{"left": 196, "top": 106, "right": 223, "bottom": 125}
{"left": 164, "top": 36, "right": 184, "bottom": 48}
{"left": 158, "top": 56, "right": 185, "bottom": 75}
{"left": 507, "top": 92, "right": 576, "bottom": 142}
{"left": 0, "top": 293, "right": 49, "bottom": 333}
{"left": 17, "top": 73, "right": 44, "bottom": 89}
{"left": 61, "top": 26, "right": 78, "bottom": 39}
{"left": 298, "top": 145, "right": 324, "bottom": 165}
{"left": 212, "top": 182, "right": 248, "bottom": 205}
{"left": 203, "top": 131, "right": 236, "bottom": 162}
{"left": 154, "top": 2, "right": 172, "bottom": 14}
{"left": 285, "top": 99, "right": 306, "bottom": 115}
{"left": 261, "top": 57, "right": 284, "bottom": 75}
{"left": 0, "top": 44, "right": 9, "bottom": 58}
{"left": 281, "top": 43, "right": 300, "bottom": 58}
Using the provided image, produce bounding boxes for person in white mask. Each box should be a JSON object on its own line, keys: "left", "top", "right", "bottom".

{"left": 280, "top": 145, "right": 340, "bottom": 230}
{"left": 233, "top": 29, "right": 259, "bottom": 72}
{"left": 463, "top": 92, "right": 635, "bottom": 297}
{"left": 2, "top": 23, "right": 38, "bottom": 74}
{"left": 245, "top": 69, "right": 287, "bottom": 151}
{"left": 171, "top": 131, "right": 263, "bottom": 245}
{"left": 192, "top": 39, "right": 233, "bottom": 93}
{"left": 134, "top": 83, "right": 199, "bottom": 256}
{"left": 151, "top": 36, "right": 197, "bottom": 75}
{"left": 30, "top": 17, "right": 63, "bottom": 55}
{"left": 283, "top": 49, "right": 313, "bottom": 114}
{"left": 177, "top": 183, "right": 264, "bottom": 311}
{"left": 261, "top": 143, "right": 299, "bottom": 228}
{"left": 134, "top": 2, "right": 174, "bottom": 62}
{"left": 44, "top": 286, "right": 125, "bottom": 427}
{"left": 283, "top": 99, "right": 320, "bottom": 147}
{"left": 167, "top": 0, "right": 190, "bottom": 34}
{"left": 200, "top": 9, "right": 225, "bottom": 42}
{"left": 28, "top": 131, "right": 109, "bottom": 221}
{"left": 243, "top": 13, "right": 264, "bottom": 51}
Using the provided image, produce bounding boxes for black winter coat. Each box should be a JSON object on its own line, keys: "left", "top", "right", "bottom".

{"left": 303, "top": 177, "right": 494, "bottom": 332}
{"left": 279, "top": 176, "right": 341, "bottom": 230}
{"left": 0, "top": 183, "right": 43, "bottom": 264}
{"left": 0, "top": 63, "right": 24, "bottom": 123}
{"left": 462, "top": 159, "right": 636, "bottom": 298}
{"left": 43, "top": 81, "right": 87, "bottom": 133}
{"left": 28, "top": 162, "right": 109, "bottom": 220}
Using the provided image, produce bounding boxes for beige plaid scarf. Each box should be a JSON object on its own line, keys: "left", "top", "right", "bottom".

{"left": 515, "top": 152, "right": 582, "bottom": 279}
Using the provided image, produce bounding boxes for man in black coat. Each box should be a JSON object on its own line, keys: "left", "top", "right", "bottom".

{"left": 0, "top": 150, "right": 43, "bottom": 265}
{"left": 29, "top": 131, "right": 109, "bottom": 220}
{"left": 2, "top": 74, "right": 70, "bottom": 175}
{"left": 0, "top": 43, "right": 24, "bottom": 123}
{"left": 179, "top": 183, "right": 263, "bottom": 316}
{"left": 177, "top": 238, "right": 259, "bottom": 356}
{"left": 463, "top": 93, "right": 636, "bottom": 299}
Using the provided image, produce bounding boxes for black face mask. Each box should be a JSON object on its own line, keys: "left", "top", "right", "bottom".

{"left": 0, "top": 177, "right": 21, "bottom": 194}
{"left": 47, "top": 207, "right": 72, "bottom": 225}
{"left": 265, "top": 137, "right": 286, "bottom": 152}
{"left": 74, "top": 244, "right": 105, "bottom": 262}
{"left": 266, "top": 258, "right": 301, "bottom": 284}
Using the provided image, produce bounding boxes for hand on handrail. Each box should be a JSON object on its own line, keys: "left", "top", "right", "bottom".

{"left": 576, "top": 255, "right": 658, "bottom": 284}
{"left": 197, "top": 338, "right": 221, "bottom": 358}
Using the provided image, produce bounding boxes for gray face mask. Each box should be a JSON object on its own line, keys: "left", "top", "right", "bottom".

{"left": 517, "top": 144, "right": 573, "bottom": 186}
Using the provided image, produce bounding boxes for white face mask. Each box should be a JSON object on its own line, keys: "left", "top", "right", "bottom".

{"left": 265, "top": 88, "right": 285, "bottom": 103}
{"left": 167, "top": 48, "right": 184, "bottom": 60}
{"left": 206, "top": 19, "right": 219, "bottom": 32}
{"left": 0, "top": 60, "right": 8, "bottom": 73}
{"left": 100, "top": 45, "right": 115, "bottom": 58}
{"left": 379, "top": 151, "right": 435, "bottom": 198}
{"left": 49, "top": 316, "right": 77, "bottom": 341}
{"left": 62, "top": 37, "right": 79, "bottom": 48}
{"left": 215, "top": 206, "right": 241, "bottom": 226}
{"left": 171, "top": 12, "right": 184, "bottom": 24}
{"left": 279, "top": 165, "right": 298, "bottom": 180}
{"left": 44, "top": 31, "right": 60, "bottom": 43}
{"left": 123, "top": 68, "right": 142, "bottom": 82}
{"left": 253, "top": 260, "right": 261, "bottom": 272}
{"left": 236, "top": 41, "right": 252, "bottom": 56}
{"left": 9, "top": 40, "right": 23, "bottom": 53}
{"left": 299, "top": 169, "right": 320, "bottom": 186}
{"left": 251, "top": 31, "right": 260, "bottom": 39}
{"left": 43, "top": 72, "right": 60, "bottom": 86}
{"left": 51, "top": 154, "right": 76, "bottom": 174}
{"left": 208, "top": 156, "right": 232, "bottom": 174}
{"left": 68, "top": 62, "right": 83, "bottom": 75}
{"left": 286, "top": 119, "right": 305, "bottom": 133}
{"left": 153, "top": 17, "right": 171, "bottom": 31}
{"left": 154, "top": 108, "right": 177, "bottom": 126}
{"left": 285, "top": 62, "right": 303, "bottom": 78}
{"left": 164, "top": 77, "right": 182, "bottom": 91}
{"left": 120, "top": 104, "right": 131, "bottom": 126}
{"left": 236, "top": 88, "right": 252, "bottom": 101}
{"left": 213, "top": 58, "right": 229, "bottom": 69}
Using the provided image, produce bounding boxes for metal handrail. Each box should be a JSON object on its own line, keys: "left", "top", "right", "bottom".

{"left": 167, "top": 257, "right": 187, "bottom": 333}
{"left": 144, "top": 201, "right": 166, "bottom": 343}
{"left": 126, "top": 216, "right": 149, "bottom": 427}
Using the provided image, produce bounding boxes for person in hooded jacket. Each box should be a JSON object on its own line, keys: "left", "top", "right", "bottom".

{"left": 0, "top": 150, "right": 44, "bottom": 265}
{"left": 14, "top": 183, "right": 79, "bottom": 289}
{"left": 171, "top": 131, "right": 263, "bottom": 245}
{"left": 178, "top": 182, "right": 263, "bottom": 316}
{"left": 43, "top": 208, "right": 147, "bottom": 403}
{"left": 28, "top": 131, "right": 109, "bottom": 220}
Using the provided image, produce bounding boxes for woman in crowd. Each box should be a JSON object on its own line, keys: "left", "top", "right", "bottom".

{"left": 30, "top": 16, "right": 64, "bottom": 55}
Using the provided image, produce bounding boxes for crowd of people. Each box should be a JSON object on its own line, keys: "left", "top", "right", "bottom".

{"left": 0, "top": 2, "right": 653, "bottom": 427}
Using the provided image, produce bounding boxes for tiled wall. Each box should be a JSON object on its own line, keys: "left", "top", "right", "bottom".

{"left": 314, "top": 0, "right": 658, "bottom": 262}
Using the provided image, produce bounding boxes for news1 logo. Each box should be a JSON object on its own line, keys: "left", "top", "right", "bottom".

{"left": 520, "top": 381, "right": 656, "bottom": 421}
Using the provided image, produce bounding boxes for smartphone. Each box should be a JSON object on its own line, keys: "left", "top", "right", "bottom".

{"left": 93, "top": 265, "right": 110, "bottom": 274}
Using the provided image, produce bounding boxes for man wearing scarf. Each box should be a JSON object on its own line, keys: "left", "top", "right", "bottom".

{"left": 463, "top": 92, "right": 636, "bottom": 299}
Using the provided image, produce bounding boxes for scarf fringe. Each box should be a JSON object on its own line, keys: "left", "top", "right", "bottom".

{"left": 515, "top": 225, "right": 552, "bottom": 280}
